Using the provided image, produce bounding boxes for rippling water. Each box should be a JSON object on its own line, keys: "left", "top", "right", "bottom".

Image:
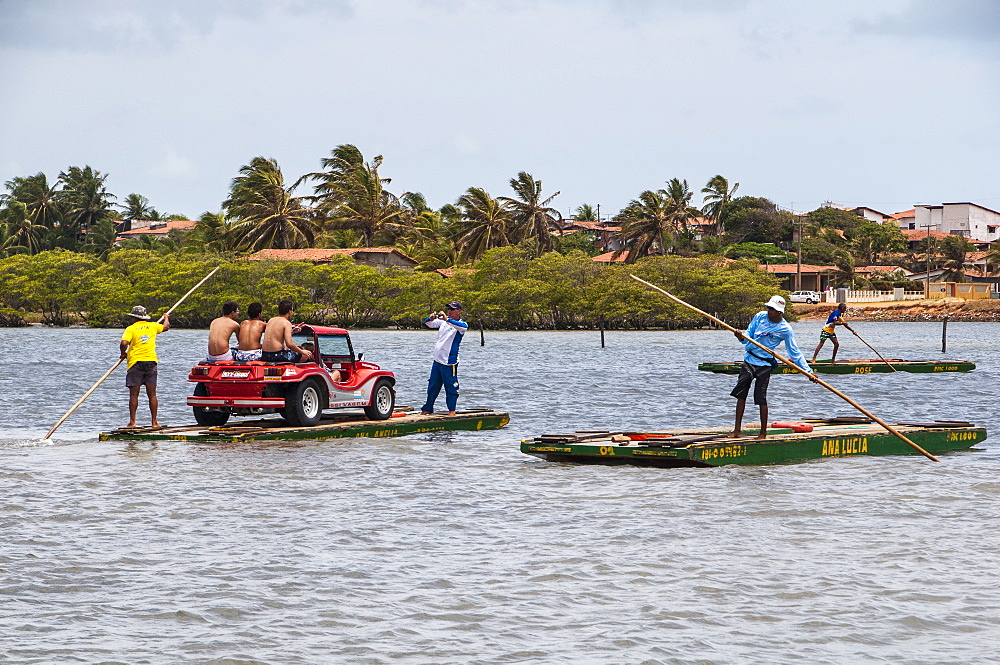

{"left": 1, "top": 323, "right": 998, "bottom": 664}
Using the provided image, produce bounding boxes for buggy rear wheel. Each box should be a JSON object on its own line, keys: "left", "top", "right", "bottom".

{"left": 192, "top": 383, "right": 230, "bottom": 427}
{"left": 283, "top": 379, "right": 324, "bottom": 427}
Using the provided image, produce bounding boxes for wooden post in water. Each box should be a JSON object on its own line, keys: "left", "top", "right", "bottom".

{"left": 479, "top": 319, "right": 485, "bottom": 346}
{"left": 942, "top": 314, "right": 949, "bottom": 353}
{"left": 600, "top": 317, "right": 606, "bottom": 348}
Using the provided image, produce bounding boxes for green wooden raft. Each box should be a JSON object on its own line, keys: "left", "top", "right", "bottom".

{"left": 99, "top": 409, "right": 510, "bottom": 443}
{"left": 698, "top": 359, "right": 976, "bottom": 375}
{"left": 520, "top": 418, "right": 986, "bottom": 468}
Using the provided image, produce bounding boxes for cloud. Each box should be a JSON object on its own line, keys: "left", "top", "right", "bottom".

{"left": 855, "top": 0, "right": 1000, "bottom": 44}
{"left": 150, "top": 148, "right": 199, "bottom": 180}
{"left": 0, "top": 0, "right": 352, "bottom": 54}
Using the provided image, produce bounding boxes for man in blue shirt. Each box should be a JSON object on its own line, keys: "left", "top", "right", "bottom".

{"left": 420, "top": 301, "right": 468, "bottom": 416}
{"left": 728, "top": 295, "right": 817, "bottom": 439}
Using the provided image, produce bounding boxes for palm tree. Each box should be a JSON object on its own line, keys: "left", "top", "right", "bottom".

{"left": 831, "top": 249, "right": 855, "bottom": 288}
{"left": 666, "top": 178, "right": 701, "bottom": 231}
{"left": 985, "top": 241, "right": 1000, "bottom": 275}
{"left": 3, "top": 173, "right": 63, "bottom": 231}
{"left": 615, "top": 189, "right": 673, "bottom": 263}
{"left": 119, "top": 193, "right": 155, "bottom": 225}
{"left": 120, "top": 234, "right": 178, "bottom": 254}
{"left": 701, "top": 175, "right": 739, "bottom": 235}
{"left": 223, "top": 157, "right": 320, "bottom": 251}
{"left": 57, "top": 166, "right": 116, "bottom": 246}
{"left": 308, "top": 146, "right": 409, "bottom": 246}
{"left": 0, "top": 200, "right": 46, "bottom": 255}
{"left": 455, "top": 187, "right": 514, "bottom": 262}
{"left": 190, "top": 212, "right": 238, "bottom": 253}
{"left": 938, "top": 235, "right": 976, "bottom": 282}
{"left": 499, "top": 172, "right": 561, "bottom": 256}
{"left": 573, "top": 204, "right": 599, "bottom": 222}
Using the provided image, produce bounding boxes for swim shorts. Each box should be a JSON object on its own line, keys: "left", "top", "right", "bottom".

{"left": 232, "top": 348, "right": 262, "bottom": 363}
{"left": 125, "top": 361, "right": 158, "bottom": 387}
{"left": 730, "top": 362, "right": 773, "bottom": 406}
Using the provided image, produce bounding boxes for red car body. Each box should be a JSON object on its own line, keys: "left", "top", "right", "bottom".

{"left": 187, "top": 325, "right": 396, "bottom": 427}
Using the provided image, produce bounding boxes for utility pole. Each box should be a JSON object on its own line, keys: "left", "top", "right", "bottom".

{"left": 794, "top": 204, "right": 803, "bottom": 291}
{"left": 920, "top": 223, "right": 937, "bottom": 299}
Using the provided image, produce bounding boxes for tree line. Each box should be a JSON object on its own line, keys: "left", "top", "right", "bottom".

{"left": 0, "top": 247, "right": 780, "bottom": 329}
{"left": 3, "top": 144, "right": 995, "bottom": 288}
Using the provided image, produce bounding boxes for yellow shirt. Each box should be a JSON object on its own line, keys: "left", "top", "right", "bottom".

{"left": 121, "top": 321, "right": 165, "bottom": 368}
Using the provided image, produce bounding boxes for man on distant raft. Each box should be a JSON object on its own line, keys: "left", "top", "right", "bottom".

{"left": 205, "top": 301, "right": 240, "bottom": 362}
{"left": 727, "top": 295, "right": 817, "bottom": 440}
{"left": 120, "top": 305, "right": 170, "bottom": 428}
{"left": 811, "top": 302, "right": 852, "bottom": 364}
{"left": 420, "top": 301, "right": 468, "bottom": 417}
{"left": 233, "top": 301, "right": 266, "bottom": 362}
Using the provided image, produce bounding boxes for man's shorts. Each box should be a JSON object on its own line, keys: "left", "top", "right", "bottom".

{"left": 819, "top": 330, "right": 837, "bottom": 341}
{"left": 730, "top": 362, "right": 773, "bottom": 406}
{"left": 261, "top": 349, "right": 302, "bottom": 363}
{"left": 125, "top": 361, "right": 158, "bottom": 387}
{"left": 232, "top": 348, "right": 262, "bottom": 363}
{"left": 205, "top": 350, "right": 233, "bottom": 362}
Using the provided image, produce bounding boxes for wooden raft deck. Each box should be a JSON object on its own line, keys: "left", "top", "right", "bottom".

{"left": 99, "top": 409, "right": 510, "bottom": 443}
{"left": 521, "top": 419, "right": 987, "bottom": 468}
{"left": 698, "top": 359, "right": 976, "bottom": 375}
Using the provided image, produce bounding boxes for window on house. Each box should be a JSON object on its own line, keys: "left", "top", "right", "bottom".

{"left": 908, "top": 223, "right": 915, "bottom": 230}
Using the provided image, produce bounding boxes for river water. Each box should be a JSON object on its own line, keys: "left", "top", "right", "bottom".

{"left": 1, "top": 323, "right": 998, "bottom": 664}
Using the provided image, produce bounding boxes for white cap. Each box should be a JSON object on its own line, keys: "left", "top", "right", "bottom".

{"left": 765, "top": 295, "right": 786, "bottom": 313}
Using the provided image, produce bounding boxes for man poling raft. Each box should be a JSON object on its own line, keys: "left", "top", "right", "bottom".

{"left": 42, "top": 266, "right": 221, "bottom": 441}
{"left": 727, "top": 295, "right": 818, "bottom": 440}
{"left": 628, "top": 274, "right": 940, "bottom": 462}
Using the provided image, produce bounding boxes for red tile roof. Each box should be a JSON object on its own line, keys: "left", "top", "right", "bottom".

{"left": 757, "top": 263, "right": 834, "bottom": 274}
{"left": 901, "top": 229, "right": 950, "bottom": 241}
{"left": 246, "top": 247, "right": 416, "bottom": 263}
{"left": 592, "top": 251, "right": 628, "bottom": 263}
{"left": 117, "top": 219, "right": 198, "bottom": 236}
{"left": 892, "top": 209, "right": 916, "bottom": 219}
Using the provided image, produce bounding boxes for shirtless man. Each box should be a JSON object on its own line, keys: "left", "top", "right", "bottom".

{"left": 261, "top": 299, "right": 313, "bottom": 363}
{"left": 232, "top": 301, "right": 266, "bottom": 362}
{"left": 205, "top": 301, "right": 240, "bottom": 362}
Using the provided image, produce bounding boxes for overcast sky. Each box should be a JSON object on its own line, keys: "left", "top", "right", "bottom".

{"left": 1, "top": 0, "right": 998, "bottom": 220}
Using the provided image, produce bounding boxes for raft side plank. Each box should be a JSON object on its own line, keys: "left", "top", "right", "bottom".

{"left": 100, "top": 411, "right": 510, "bottom": 442}
{"left": 520, "top": 425, "right": 986, "bottom": 468}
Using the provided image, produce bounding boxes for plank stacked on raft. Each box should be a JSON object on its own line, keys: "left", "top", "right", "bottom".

{"left": 99, "top": 409, "right": 510, "bottom": 443}
{"left": 697, "top": 359, "right": 976, "bottom": 375}
{"left": 520, "top": 420, "right": 986, "bottom": 468}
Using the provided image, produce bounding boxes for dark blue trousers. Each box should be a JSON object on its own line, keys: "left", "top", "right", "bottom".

{"left": 421, "top": 361, "right": 459, "bottom": 413}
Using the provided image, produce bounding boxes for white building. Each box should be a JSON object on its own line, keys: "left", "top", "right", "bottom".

{"left": 914, "top": 203, "right": 1000, "bottom": 242}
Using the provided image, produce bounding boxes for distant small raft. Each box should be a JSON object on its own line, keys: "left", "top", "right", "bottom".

{"left": 697, "top": 359, "right": 976, "bottom": 375}
{"left": 520, "top": 419, "right": 986, "bottom": 468}
{"left": 99, "top": 409, "right": 510, "bottom": 443}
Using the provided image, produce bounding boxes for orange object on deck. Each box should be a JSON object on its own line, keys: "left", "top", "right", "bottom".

{"left": 770, "top": 421, "right": 814, "bottom": 433}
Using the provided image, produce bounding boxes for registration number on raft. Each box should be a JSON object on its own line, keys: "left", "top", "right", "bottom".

{"left": 697, "top": 444, "right": 748, "bottom": 460}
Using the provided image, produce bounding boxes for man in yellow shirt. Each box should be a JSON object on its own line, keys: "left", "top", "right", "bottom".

{"left": 119, "top": 305, "right": 170, "bottom": 428}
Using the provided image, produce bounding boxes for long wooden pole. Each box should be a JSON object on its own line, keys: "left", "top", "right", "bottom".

{"left": 847, "top": 326, "right": 897, "bottom": 371}
{"left": 629, "top": 274, "right": 939, "bottom": 461}
{"left": 43, "top": 266, "right": 221, "bottom": 441}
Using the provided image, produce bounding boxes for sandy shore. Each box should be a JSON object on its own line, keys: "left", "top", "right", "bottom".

{"left": 793, "top": 298, "right": 1000, "bottom": 322}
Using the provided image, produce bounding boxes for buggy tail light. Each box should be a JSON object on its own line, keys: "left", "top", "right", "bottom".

{"left": 193, "top": 367, "right": 210, "bottom": 376}
{"left": 263, "top": 367, "right": 283, "bottom": 377}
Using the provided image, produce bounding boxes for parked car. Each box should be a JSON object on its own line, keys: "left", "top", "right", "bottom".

{"left": 789, "top": 290, "right": 822, "bottom": 304}
{"left": 187, "top": 325, "right": 395, "bottom": 427}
